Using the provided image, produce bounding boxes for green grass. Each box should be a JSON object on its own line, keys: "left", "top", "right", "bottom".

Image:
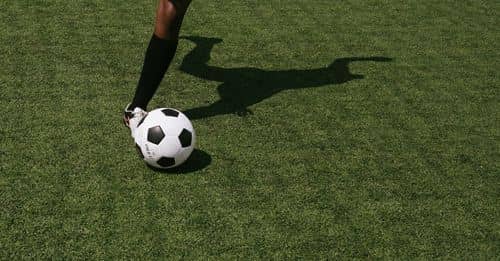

{"left": 1, "top": 0, "right": 499, "bottom": 259}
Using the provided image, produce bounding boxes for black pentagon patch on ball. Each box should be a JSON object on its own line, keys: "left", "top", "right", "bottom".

{"left": 178, "top": 128, "right": 192, "bottom": 148}
{"left": 147, "top": 126, "right": 165, "bottom": 145}
{"left": 162, "top": 108, "right": 179, "bottom": 117}
{"left": 135, "top": 143, "right": 144, "bottom": 159}
{"left": 157, "top": 157, "right": 176, "bottom": 168}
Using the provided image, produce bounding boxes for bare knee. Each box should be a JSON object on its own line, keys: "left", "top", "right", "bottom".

{"left": 157, "top": 0, "right": 178, "bottom": 23}
{"left": 155, "top": 0, "right": 190, "bottom": 39}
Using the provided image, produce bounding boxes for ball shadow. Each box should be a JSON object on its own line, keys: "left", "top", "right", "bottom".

{"left": 146, "top": 149, "right": 212, "bottom": 174}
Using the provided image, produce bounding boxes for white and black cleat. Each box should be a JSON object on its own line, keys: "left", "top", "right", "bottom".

{"left": 123, "top": 104, "right": 148, "bottom": 138}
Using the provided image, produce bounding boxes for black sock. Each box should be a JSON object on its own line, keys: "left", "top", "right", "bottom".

{"left": 130, "top": 34, "right": 179, "bottom": 110}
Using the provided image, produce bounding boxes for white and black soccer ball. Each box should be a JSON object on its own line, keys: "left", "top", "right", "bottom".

{"left": 134, "top": 108, "right": 196, "bottom": 169}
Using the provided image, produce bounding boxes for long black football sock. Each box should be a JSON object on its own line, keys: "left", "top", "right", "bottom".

{"left": 130, "top": 34, "right": 179, "bottom": 110}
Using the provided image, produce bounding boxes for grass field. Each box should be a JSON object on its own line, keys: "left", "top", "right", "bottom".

{"left": 1, "top": 0, "right": 499, "bottom": 259}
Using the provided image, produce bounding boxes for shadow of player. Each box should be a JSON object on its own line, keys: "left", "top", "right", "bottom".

{"left": 179, "top": 36, "right": 392, "bottom": 119}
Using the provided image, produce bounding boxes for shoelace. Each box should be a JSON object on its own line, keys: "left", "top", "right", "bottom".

{"left": 132, "top": 110, "right": 148, "bottom": 119}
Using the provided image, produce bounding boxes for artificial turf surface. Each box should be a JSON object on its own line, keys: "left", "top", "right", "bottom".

{"left": 1, "top": 0, "right": 499, "bottom": 259}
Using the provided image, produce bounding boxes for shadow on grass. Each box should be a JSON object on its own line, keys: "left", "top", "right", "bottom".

{"left": 179, "top": 36, "right": 393, "bottom": 119}
{"left": 146, "top": 149, "right": 211, "bottom": 174}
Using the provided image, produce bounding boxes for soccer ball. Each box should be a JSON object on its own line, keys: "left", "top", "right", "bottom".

{"left": 134, "top": 108, "right": 196, "bottom": 169}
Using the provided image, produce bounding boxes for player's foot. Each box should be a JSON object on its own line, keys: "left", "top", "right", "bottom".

{"left": 123, "top": 104, "right": 133, "bottom": 127}
{"left": 123, "top": 104, "right": 148, "bottom": 138}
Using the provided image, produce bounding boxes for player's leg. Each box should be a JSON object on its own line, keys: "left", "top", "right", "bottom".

{"left": 154, "top": 0, "right": 191, "bottom": 40}
{"left": 124, "top": 0, "right": 192, "bottom": 128}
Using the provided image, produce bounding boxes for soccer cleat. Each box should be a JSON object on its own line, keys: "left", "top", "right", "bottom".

{"left": 123, "top": 104, "right": 148, "bottom": 138}
{"left": 123, "top": 104, "right": 134, "bottom": 127}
